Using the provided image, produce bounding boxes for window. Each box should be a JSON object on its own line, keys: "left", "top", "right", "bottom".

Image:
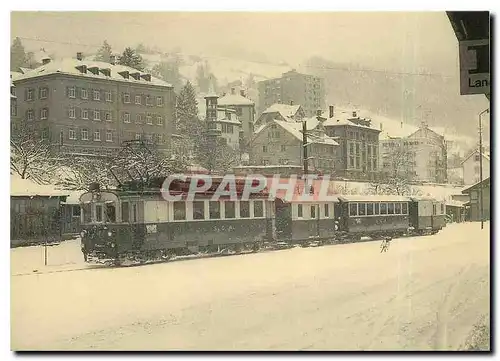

{"left": 81, "top": 129, "right": 89, "bottom": 140}
{"left": 395, "top": 203, "right": 402, "bottom": 214}
{"left": 72, "top": 205, "right": 81, "bottom": 217}
{"left": 193, "top": 201, "right": 205, "bottom": 220}
{"left": 136, "top": 114, "right": 142, "bottom": 123}
{"left": 69, "top": 108, "right": 76, "bottom": 119}
{"left": 124, "top": 113, "right": 131, "bottom": 123}
{"left": 374, "top": 203, "right": 380, "bottom": 215}
{"left": 40, "top": 108, "right": 48, "bottom": 120}
{"left": 105, "top": 203, "right": 116, "bottom": 222}
{"left": 156, "top": 115, "right": 163, "bottom": 125}
{"left": 156, "top": 96, "right": 163, "bottom": 107}
{"left": 69, "top": 129, "right": 76, "bottom": 140}
{"left": 132, "top": 204, "right": 138, "bottom": 222}
{"left": 146, "top": 96, "right": 152, "bottom": 106}
{"left": 123, "top": 93, "right": 130, "bottom": 103}
{"left": 209, "top": 201, "right": 221, "bottom": 219}
{"left": 388, "top": 203, "right": 395, "bottom": 215}
{"left": 27, "top": 109, "right": 34, "bottom": 121}
{"left": 106, "top": 130, "right": 113, "bottom": 142}
{"left": 324, "top": 204, "right": 329, "bottom": 218}
{"left": 380, "top": 203, "right": 387, "bottom": 215}
{"left": 82, "top": 204, "right": 91, "bottom": 223}
{"left": 41, "top": 129, "right": 48, "bottom": 140}
{"left": 367, "top": 203, "right": 374, "bottom": 215}
{"left": 135, "top": 95, "right": 141, "bottom": 104}
{"left": 121, "top": 202, "right": 129, "bottom": 222}
{"left": 311, "top": 205, "right": 316, "bottom": 219}
{"left": 433, "top": 204, "right": 437, "bottom": 216}
{"left": 358, "top": 203, "right": 366, "bottom": 216}
{"left": 81, "top": 88, "right": 88, "bottom": 99}
{"left": 402, "top": 203, "right": 408, "bottom": 214}
{"left": 95, "top": 205, "right": 102, "bottom": 222}
{"left": 474, "top": 154, "right": 480, "bottom": 162}
{"left": 105, "top": 112, "right": 112, "bottom": 121}
{"left": 263, "top": 146, "right": 268, "bottom": 153}
{"left": 281, "top": 145, "right": 287, "bottom": 152}
{"left": 254, "top": 201, "right": 264, "bottom": 217}
{"left": 146, "top": 114, "right": 152, "bottom": 125}
{"left": 93, "top": 110, "right": 101, "bottom": 121}
{"left": 225, "top": 201, "right": 235, "bottom": 219}
{"left": 297, "top": 204, "right": 303, "bottom": 218}
{"left": 94, "top": 130, "right": 101, "bottom": 141}
{"left": 441, "top": 204, "right": 445, "bottom": 214}
{"left": 135, "top": 133, "right": 141, "bottom": 140}
{"left": 82, "top": 109, "right": 89, "bottom": 119}
{"left": 93, "top": 90, "right": 100, "bottom": 101}
{"left": 27, "top": 88, "right": 34, "bottom": 101}
{"left": 68, "top": 87, "right": 75, "bottom": 99}
{"left": 105, "top": 91, "right": 112, "bottom": 102}
{"left": 349, "top": 203, "right": 358, "bottom": 216}
{"left": 40, "top": 87, "right": 48, "bottom": 99}
{"left": 240, "top": 201, "right": 250, "bottom": 218}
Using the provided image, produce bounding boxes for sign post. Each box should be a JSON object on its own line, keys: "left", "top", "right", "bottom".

{"left": 459, "top": 39, "right": 490, "bottom": 96}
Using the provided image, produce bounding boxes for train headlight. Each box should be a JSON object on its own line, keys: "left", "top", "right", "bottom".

{"left": 107, "top": 231, "right": 113, "bottom": 237}
{"left": 80, "top": 230, "right": 87, "bottom": 238}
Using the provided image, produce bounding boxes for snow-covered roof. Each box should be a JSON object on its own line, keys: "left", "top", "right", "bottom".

{"left": 338, "top": 195, "right": 410, "bottom": 202}
{"left": 10, "top": 71, "right": 22, "bottom": 81}
{"left": 218, "top": 93, "right": 254, "bottom": 106}
{"left": 262, "top": 104, "right": 302, "bottom": 118}
{"left": 462, "top": 176, "right": 490, "bottom": 194}
{"left": 62, "top": 191, "right": 85, "bottom": 205}
{"left": 446, "top": 200, "right": 466, "bottom": 207}
{"left": 460, "top": 149, "right": 490, "bottom": 164}
{"left": 323, "top": 109, "right": 378, "bottom": 131}
{"left": 272, "top": 120, "right": 339, "bottom": 146}
{"left": 10, "top": 175, "right": 70, "bottom": 198}
{"left": 13, "top": 58, "right": 172, "bottom": 88}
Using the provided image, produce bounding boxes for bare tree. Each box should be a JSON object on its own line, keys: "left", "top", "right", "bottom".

{"left": 10, "top": 123, "right": 60, "bottom": 184}
{"left": 56, "top": 155, "right": 117, "bottom": 191}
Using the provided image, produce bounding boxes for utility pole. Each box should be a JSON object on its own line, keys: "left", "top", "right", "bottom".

{"left": 478, "top": 108, "right": 489, "bottom": 230}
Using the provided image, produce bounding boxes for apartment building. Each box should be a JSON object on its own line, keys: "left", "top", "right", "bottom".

{"left": 380, "top": 122, "right": 448, "bottom": 183}
{"left": 12, "top": 53, "right": 176, "bottom": 156}
{"left": 218, "top": 88, "right": 255, "bottom": 150}
{"left": 250, "top": 113, "right": 338, "bottom": 174}
{"left": 322, "top": 108, "right": 381, "bottom": 181}
{"left": 257, "top": 69, "right": 325, "bottom": 117}
{"left": 461, "top": 149, "right": 490, "bottom": 185}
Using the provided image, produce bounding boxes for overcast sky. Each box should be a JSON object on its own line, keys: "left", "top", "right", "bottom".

{"left": 11, "top": 12, "right": 460, "bottom": 74}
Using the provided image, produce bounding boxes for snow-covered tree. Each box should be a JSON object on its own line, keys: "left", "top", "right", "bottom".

{"left": 118, "top": 47, "right": 145, "bottom": 71}
{"left": 175, "top": 81, "right": 201, "bottom": 135}
{"left": 56, "top": 155, "right": 116, "bottom": 191}
{"left": 195, "top": 135, "right": 240, "bottom": 174}
{"left": 95, "top": 40, "right": 113, "bottom": 63}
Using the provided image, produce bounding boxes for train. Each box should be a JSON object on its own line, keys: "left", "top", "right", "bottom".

{"left": 79, "top": 175, "right": 446, "bottom": 266}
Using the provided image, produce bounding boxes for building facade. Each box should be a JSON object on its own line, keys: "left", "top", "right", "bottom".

{"left": 12, "top": 53, "right": 176, "bottom": 156}
{"left": 461, "top": 149, "right": 490, "bottom": 186}
{"left": 380, "top": 122, "right": 448, "bottom": 183}
{"left": 257, "top": 69, "right": 325, "bottom": 117}
{"left": 462, "top": 177, "right": 490, "bottom": 222}
{"left": 322, "top": 108, "right": 381, "bottom": 181}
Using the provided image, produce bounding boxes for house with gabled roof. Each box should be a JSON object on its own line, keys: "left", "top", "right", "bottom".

{"left": 461, "top": 149, "right": 490, "bottom": 186}
{"left": 254, "top": 103, "right": 306, "bottom": 128}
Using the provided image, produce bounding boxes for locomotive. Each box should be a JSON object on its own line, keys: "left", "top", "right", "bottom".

{"left": 79, "top": 176, "right": 446, "bottom": 266}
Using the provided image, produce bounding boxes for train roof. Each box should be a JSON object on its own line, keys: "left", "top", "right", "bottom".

{"left": 408, "top": 196, "right": 440, "bottom": 202}
{"left": 337, "top": 195, "right": 411, "bottom": 202}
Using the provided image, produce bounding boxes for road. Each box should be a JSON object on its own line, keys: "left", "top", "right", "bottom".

{"left": 11, "top": 222, "right": 490, "bottom": 351}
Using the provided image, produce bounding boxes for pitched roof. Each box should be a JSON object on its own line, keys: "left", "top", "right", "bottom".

{"left": 461, "top": 176, "right": 490, "bottom": 194}
{"left": 218, "top": 93, "right": 255, "bottom": 106}
{"left": 262, "top": 104, "right": 302, "bottom": 118}
{"left": 322, "top": 108, "right": 379, "bottom": 132}
{"left": 460, "top": 149, "right": 490, "bottom": 164}
{"left": 10, "top": 175, "right": 70, "bottom": 198}
{"left": 257, "top": 119, "right": 338, "bottom": 146}
{"left": 13, "top": 58, "right": 172, "bottom": 88}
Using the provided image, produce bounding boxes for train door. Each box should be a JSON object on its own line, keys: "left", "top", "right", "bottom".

{"left": 274, "top": 198, "right": 292, "bottom": 241}
{"left": 408, "top": 200, "right": 419, "bottom": 230}
{"left": 335, "top": 202, "right": 348, "bottom": 232}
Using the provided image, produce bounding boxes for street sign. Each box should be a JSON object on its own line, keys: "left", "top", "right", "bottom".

{"left": 459, "top": 39, "right": 490, "bottom": 95}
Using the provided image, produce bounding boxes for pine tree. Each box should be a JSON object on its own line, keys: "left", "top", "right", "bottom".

{"left": 11, "top": 37, "right": 27, "bottom": 71}
{"left": 118, "top": 47, "right": 145, "bottom": 71}
{"left": 95, "top": 40, "right": 113, "bottom": 63}
{"left": 175, "top": 81, "right": 200, "bottom": 136}
{"left": 151, "top": 59, "right": 182, "bottom": 91}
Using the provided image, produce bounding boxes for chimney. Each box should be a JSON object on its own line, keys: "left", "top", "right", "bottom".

{"left": 316, "top": 109, "right": 322, "bottom": 117}
{"left": 240, "top": 90, "right": 245, "bottom": 97}
{"left": 290, "top": 100, "right": 294, "bottom": 106}
{"left": 352, "top": 111, "right": 357, "bottom": 118}
{"left": 231, "top": 87, "right": 235, "bottom": 95}
{"left": 329, "top": 105, "right": 334, "bottom": 118}
{"left": 110, "top": 55, "right": 116, "bottom": 65}
{"left": 76, "top": 52, "right": 83, "bottom": 61}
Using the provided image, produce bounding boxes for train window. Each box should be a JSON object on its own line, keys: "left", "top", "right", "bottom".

{"left": 380, "top": 203, "right": 387, "bottom": 215}
{"left": 395, "top": 203, "right": 402, "bottom": 214}
{"left": 349, "top": 203, "right": 358, "bottom": 216}
{"left": 121, "top": 202, "right": 129, "bottom": 222}
{"left": 95, "top": 205, "right": 103, "bottom": 222}
{"left": 240, "top": 201, "right": 250, "bottom": 218}
{"left": 366, "top": 203, "right": 374, "bottom": 215}
{"left": 311, "top": 205, "right": 316, "bottom": 219}
{"left": 402, "top": 203, "right": 408, "bottom": 214}
{"left": 297, "top": 204, "right": 303, "bottom": 218}
{"left": 324, "top": 204, "right": 329, "bottom": 218}
{"left": 132, "top": 204, "right": 138, "bottom": 222}
{"left": 441, "top": 204, "right": 445, "bottom": 214}
{"left": 358, "top": 203, "right": 366, "bottom": 216}
{"left": 209, "top": 201, "right": 220, "bottom": 219}
{"left": 82, "top": 204, "right": 91, "bottom": 223}
{"left": 72, "top": 206, "right": 81, "bottom": 217}
{"left": 173, "top": 202, "right": 186, "bottom": 220}
{"left": 374, "top": 203, "right": 379, "bottom": 215}
{"left": 225, "top": 201, "right": 235, "bottom": 219}
{"left": 253, "top": 201, "right": 264, "bottom": 217}
{"left": 388, "top": 203, "right": 395, "bottom": 215}
{"left": 433, "top": 204, "right": 437, "bottom": 216}
{"left": 193, "top": 201, "right": 205, "bottom": 220}
{"left": 105, "top": 203, "right": 116, "bottom": 222}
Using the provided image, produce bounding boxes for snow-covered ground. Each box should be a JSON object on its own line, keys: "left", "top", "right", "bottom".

{"left": 11, "top": 222, "right": 489, "bottom": 351}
